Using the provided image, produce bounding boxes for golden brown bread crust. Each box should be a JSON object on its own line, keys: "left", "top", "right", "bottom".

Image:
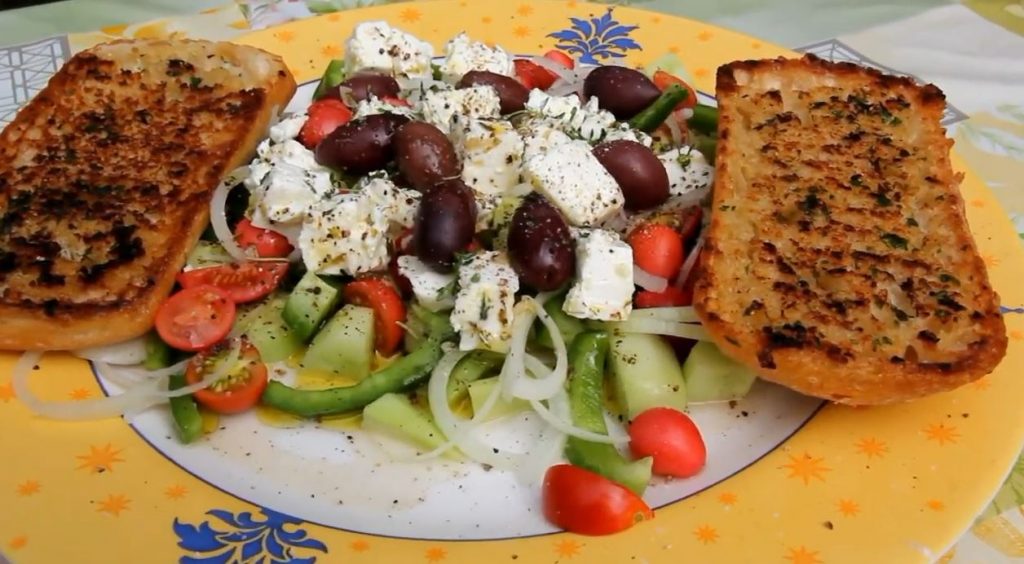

{"left": 0, "top": 39, "right": 296, "bottom": 350}
{"left": 693, "top": 54, "right": 1007, "bottom": 405}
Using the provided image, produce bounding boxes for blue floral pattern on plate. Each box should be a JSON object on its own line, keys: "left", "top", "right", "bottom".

{"left": 548, "top": 8, "right": 642, "bottom": 64}
{"left": 174, "top": 507, "right": 328, "bottom": 564}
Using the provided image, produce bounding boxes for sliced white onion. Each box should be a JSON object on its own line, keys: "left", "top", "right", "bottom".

{"left": 629, "top": 306, "right": 700, "bottom": 324}
{"left": 98, "top": 356, "right": 193, "bottom": 383}
{"left": 498, "top": 299, "right": 538, "bottom": 401}
{"left": 528, "top": 390, "right": 627, "bottom": 445}
{"left": 609, "top": 317, "right": 711, "bottom": 341}
{"left": 633, "top": 264, "right": 669, "bottom": 293}
{"left": 675, "top": 229, "right": 706, "bottom": 290}
{"left": 503, "top": 298, "right": 568, "bottom": 402}
{"left": 665, "top": 111, "right": 683, "bottom": 146}
{"left": 73, "top": 336, "right": 149, "bottom": 365}
{"left": 210, "top": 166, "right": 251, "bottom": 262}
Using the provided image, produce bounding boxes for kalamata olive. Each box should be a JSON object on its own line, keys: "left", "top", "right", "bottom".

{"left": 314, "top": 113, "right": 408, "bottom": 174}
{"left": 456, "top": 71, "right": 530, "bottom": 114}
{"left": 415, "top": 179, "right": 478, "bottom": 271}
{"left": 394, "top": 121, "right": 461, "bottom": 192}
{"left": 583, "top": 66, "right": 661, "bottom": 120}
{"left": 507, "top": 193, "right": 576, "bottom": 291}
{"left": 593, "top": 140, "right": 670, "bottom": 211}
{"left": 334, "top": 73, "right": 401, "bottom": 102}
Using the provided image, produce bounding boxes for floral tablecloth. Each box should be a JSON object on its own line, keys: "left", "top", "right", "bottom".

{"left": 0, "top": 1, "right": 1022, "bottom": 561}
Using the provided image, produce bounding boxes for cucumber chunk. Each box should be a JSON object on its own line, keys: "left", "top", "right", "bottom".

{"left": 534, "top": 293, "right": 586, "bottom": 350}
{"left": 303, "top": 305, "right": 375, "bottom": 379}
{"left": 682, "top": 340, "right": 757, "bottom": 403}
{"left": 243, "top": 296, "right": 303, "bottom": 364}
{"left": 609, "top": 332, "right": 688, "bottom": 419}
{"left": 283, "top": 270, "right": 343, "bottom": 342}
{"left": 467, "top": 377, "right": 528, "bottom": 420}
{"left": 362, "top": 393, "right": 448, "bottom": 453}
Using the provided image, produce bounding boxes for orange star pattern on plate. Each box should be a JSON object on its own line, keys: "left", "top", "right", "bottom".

{"left": 923, "top": 422, "right": 960, "bottom": 446}
{"left": 650, "top": 15, "right": 663, "bottom": 24}
{"left": 972, "top": 377, "right": 992, "bottom": 391}
{"left": 693, "top": 524, "right": 719, "bottom": 544}
{"left": 76, "top": 444, "right": 125, "bottom": 473}
{"left": 517, "top": 4, "right": 534, "bottom": 16}
{"left": 718, "top": 491, "right": 738, "bottom": 506}
{"left": 926, "top": 499, "right": 945, "bottom": 511}
{"left": 981, "top": 253, "right": 1000, "bottom": 268}
{"left": 481, "top": 16, "right": 493, "bottom": 24}
{"left": 16, "top": 480, "right": 40, "bottom": 496}
{"left": 785, "top": 546, "right": 823, "bottom": 564}
{"left": 751, "top": 41, "right": 763, "bottom": 49}
{"left": 513, "top": 25, "right": 530, "bottom": 38}
{"left": 697, "top": 30, "right": 713, "bottom": 41}
{"left": 425, "top": 547, "right": 447, "bottom": 562}
{"left": 1010, "top": 330, "right": 1023, "bottom": 341}
{"left": 274, "top": 30, "right": 296, "bottom": 43}
{"left": 782, "top": 452, "right": 831, "bottom": 485}
{"left": 969, "top": 198, "right": 985, "bottom": 208}
{"left": 164, "top": 484, "right": 188, "bottom": 500}
{"left": 854, "top": 437, "right": 888, "bottom": 458}
{"left": 566, "top": 0, "right": 579, "bottom": 8}
{"left": 350, "top": 539, "right": 370, "bottom": 552}
{"left": 399, "top": 7, "right": 422, "bottom": 23}
{"left": 554, "top": 539, "right": 581, "bottom": 558}
{"left": 97, "top": 494, "right": 130, "bottom": 517}
{"left": 694, "top": 68, "right": 710, "bottom": 78}
{"left": 8, "top": 535, "right": 27, "bottom": 550}
{"left": 837, "top": 498, "right": 860, "bottom": 517}
{"left": 0, "top": 381, "right": 14, "bottom": 402}
{"left": 321, "top": 44, "right": 343, "bottom": 58}
{"left": 69, "top": 388, "right": 92, "bottom": 400}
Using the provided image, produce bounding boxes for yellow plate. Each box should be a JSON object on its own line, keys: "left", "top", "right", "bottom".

{"left": 3, "top": 1, "right": 1024, "bottom": 562}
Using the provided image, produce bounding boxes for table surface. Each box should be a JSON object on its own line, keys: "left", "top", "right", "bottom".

{"left": 1, "top": 1, "right": 1023, "bottom": 562}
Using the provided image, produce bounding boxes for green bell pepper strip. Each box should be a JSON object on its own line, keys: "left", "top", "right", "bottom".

{"left": 312, "top": 59, "right": 346, "bottom": 101}
{"left": 168, "top": 373, "right": 203, "bottom": 444}
{"left": 687, "top": 103, "right": 719, "bottom": 136}
{"left": 628, "top": 84, "right": 689, "bottom": 133}
{"left": 445, "top": 350, "right": 505, "bottom": 406}
{"left": 564, "top": 331, "right": 653, "bottom": 496}
{"left": 261, "top": 310, "right": 456, "bottom": 417}
{"left": 143, "top": 332, "right": 171, "bottom": 371}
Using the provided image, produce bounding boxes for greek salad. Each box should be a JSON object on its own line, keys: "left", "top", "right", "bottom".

{"left": 59, "top": 22, "right": 760, "bottom": 536}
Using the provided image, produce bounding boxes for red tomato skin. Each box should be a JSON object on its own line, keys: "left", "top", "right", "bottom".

{"left": 299, "top": 98, "right": 353, "bottom": 148}
{"left": 542, "top": 464, "right": 654, "bottom": 536}
{"left": 342, "top": 277, "right": 407, "bottom": 356}
{"left": 628, "top": 223, "right": 685, "bottom": 279}
{"left": 628, "top": 407, "right": 707, "bottom": 478}
{"left": 634, "top": 286, "right": 693, "bottom": 309}
{"left": 514, "top": 59, "right": 557, "bottom": 90}
{"left": 176, "top": 262, "right": 289, "bottom": 304}
{"left": 154, "top": 285, "right": 236, "bottom": 352}
{"left": 185, "top": 339, "right": 268, "bottom": 414}
{"left": 652, "top": 70, "right": 698, "bottom": 110}
{"left": 235, "top": 219, "right": 294, "bottom": 258}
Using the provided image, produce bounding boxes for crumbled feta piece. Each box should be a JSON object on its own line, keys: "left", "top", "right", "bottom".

{"left": 451, "top": 118, "right": 524, "bottom": 198}
{"left": 299, "top": 177, "right": 420, "bottom": 276}
{"left": 437, "top": 32, "right": 514, "bottom": 83}
{"left": 563, "top": 229, "right": 634, "bottom": 321}
{"left": 518, "top": 117, "right": 573, "bottom": 162}
{"left": 353, "top": 96, "right": 416, "bottom": 119}
{"left": 659, "top": 146, "right": 714, "bottom": 197}
{"left": 398, "top": 255, "right": 456, "bottom": 312}
{"left": 269, "top": 114, "right": 306, "bottom": 143}
{"left": 450, "top": 251, "right": 519, "bottom": 351}
{"left": 420, "top": 86, "right": 501, "bottom": 134}
{"left": 344, "top": 21, "right": 434, "bottom": 78}
{"left": 603, "top": 123, "right": 653, "bottom": 147}
{"left": 525, "top": 90, "right": 617, "bottom": 142}
{"left": 245, "top": 139, "right": 335, "bottom": 224}
{"left": 474, "top": 194, "right": 499, "bottom": 232}
{"left": 522, "top": 139, "right": 624, "bottom": 226}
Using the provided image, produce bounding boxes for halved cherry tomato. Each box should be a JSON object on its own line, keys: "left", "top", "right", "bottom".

{"left": 542, "top": 464, "right": 654, "bottom": 536}
{"left": 652, "top": 70, "right": 698, "bottom": 110}
{"left": 629, "top": 223, "right": 684, "bottom": 279}
{"left": 177, "top": 261, "right": 289, "bottom": 304}
{"left": 299, "top": 98, "right": 353, "bottom": 148}
{"left": 155, "top": 285, "right": 236, "bottom": 352}
{"left": 235, "top": 219, "right": 294, "bottom": 258}
{"left": 635, "top": 286, "right": 693, "bottom": 309}
{"left": 677, "top": 206, "right": 703, "bottom": 245}
{"left": 544, "top": 49, "right": 575, "bottom": 69}
{"left": 185, "top": 338, "right": 268, "bottom": 414}
{"left": 628, "top": 407, "right": 706, "bottom": 478}
{"left": 514, "top": 59, "right": 557, "bottom": 91}
{"left": 343, "top": 277, "right": 407, "bottom": 356}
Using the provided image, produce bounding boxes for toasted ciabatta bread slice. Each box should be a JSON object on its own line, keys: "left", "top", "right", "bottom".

{"left": 693, "top": 54, "right": 1006, "bottom": 405}
{"left": 0, "top": 39, "right": 296, "bottom": 350}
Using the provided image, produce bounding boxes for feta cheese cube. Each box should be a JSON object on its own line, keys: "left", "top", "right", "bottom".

{"left": 563, "top": 229, "right": 634, "bottom": 321}
{"left": 525, "top": 90, "right": 617, "bottom": 142}
{"left": 451, "top": 118, "right": 524, "bottom": 198}
{"left": 437, "top": 32, "right": 514, "bottom": 83}
{"left": 245, "top": 139, "right": 335, "bottom": 224}
{"left": 353, "top": 96, "right": 416, "bottom": 120}
{"left": 420, "top": 86, "right": 501, "bottom": 134}
{"left": 518, "top": 117, "right": 573, "bottom": 162}
{"left": 269, "top": 114, "right": 306, "bottom": 143}
{"left": 344, "top": 21, "right": 434, "bottom": 78}
{"left": 299, "top": 177, "right": 420, "bottom": 276}
{"left": 450, "top": 251, "right": 519, "bottom": 351}
{"left": 398, "top": 255, "right": 456, "bottom": 312}
{"left": 659, "top": 146, "right": 714, "bottom": 197}
{"left": 522, "top": 139, "right": 623, "bottom": 226}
